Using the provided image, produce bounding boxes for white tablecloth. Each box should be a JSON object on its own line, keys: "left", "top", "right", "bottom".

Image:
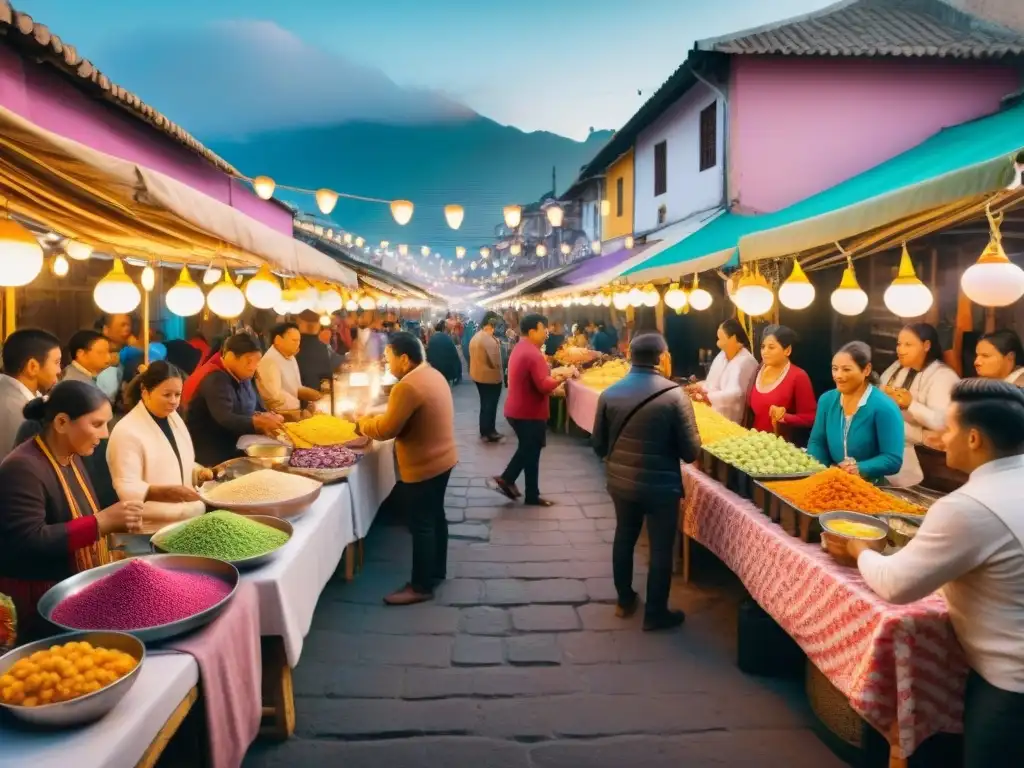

{"left": 0, "top": 654, "right": 199, "bottom": 768}
{"left": 566, "top": 380, "right": 600, "bottom": 434}
{"left": 242, "top": 482, "right": 355, "bottom": 667}
{"left": 346, "top": 439, "right": 396, "bottom": 539}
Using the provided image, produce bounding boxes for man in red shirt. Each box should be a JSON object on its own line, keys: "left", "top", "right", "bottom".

{"left": 489, "top": 314, "right": 576, "bottom": 506}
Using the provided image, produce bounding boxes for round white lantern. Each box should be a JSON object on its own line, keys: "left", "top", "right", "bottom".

{"left": 165, "top": 267, "right": 206, "bottom": 317}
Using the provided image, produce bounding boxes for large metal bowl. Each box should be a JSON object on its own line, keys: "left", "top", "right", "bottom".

{"left": 244, "top": 443, "right": 293, "bottom": 468}
{"left": 818, "top": 511, "right": 888, "bottom": 567}
{"left": 37, "top": 555, "right": 238, "bottom": 644}
{"left": 0, "top": 631, "right": 144, "bottom": 727}
{"left": 150, "top": 514, "right": 293, "bottom": 569}
{"left": 198, "top": 478, "right": 322, "bottom": 519}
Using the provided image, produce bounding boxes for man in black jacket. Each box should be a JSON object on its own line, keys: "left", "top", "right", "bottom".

{"left": 592, "top": 332, "right": 701, "bottom": 631}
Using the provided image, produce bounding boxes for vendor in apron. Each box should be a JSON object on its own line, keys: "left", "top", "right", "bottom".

{"left": 879, "top": 323, "right": 960, "bottom": 487}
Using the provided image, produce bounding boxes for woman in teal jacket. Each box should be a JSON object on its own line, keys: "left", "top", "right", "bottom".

{"left": 807, "top": 342, "right": 904, "bottom": 482}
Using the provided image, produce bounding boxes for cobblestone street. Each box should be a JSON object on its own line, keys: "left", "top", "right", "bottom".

{"left": 245, "top": 383, "right": 847, "bottom": 767}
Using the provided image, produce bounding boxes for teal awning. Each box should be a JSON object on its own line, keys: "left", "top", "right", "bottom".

{"left": 625, "top": 102, "right": 1024, "bottom": 282}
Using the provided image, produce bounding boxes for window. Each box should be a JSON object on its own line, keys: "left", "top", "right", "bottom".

{"left": 654, "top": 141, "right": 667, "bottom": 196}
{"left": 615, "top": 177, "right": 624, "bottom": 217}
{"left": 699, "top": 102, "right": 717, "bottom": 172}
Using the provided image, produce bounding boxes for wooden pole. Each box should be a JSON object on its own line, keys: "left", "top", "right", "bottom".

{"left": 142, "top": 290, "right": 151, "bottom": 367}
{"left": 4, "top": 287, "right": 15, "bottom": 338}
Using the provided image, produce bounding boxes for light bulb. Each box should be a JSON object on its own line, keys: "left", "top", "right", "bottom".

{"left": 503, "top": 205, "right": 522, "bottom": 229}
{"left": 627, "top": 287, "right": 645, "bottom": 307}
{"left": 612, "top": 291, "right": 630, "bottom": 310}
{"left": 535, "top": 244, "right": 547, "bottom": 258}
{"left": 641, "top": 285, "right": 660, "bottom": 308}
{"left": 625, "top": 235, "right": 635, "bottom": 250}
{"left": 398, "top": 244, "right": 408, "bottom": 257}
{"left": 202, "top": 266, "right": 222, "bottom": 285}
{"left": 456, "top": 247, "right": 466, "bottom": 259}
{"left": 960, "top": 220, "right": 1024, "bottom": 307}
{"left": 206, "top": 270, "right": 246, "bottom": 318}
{"left": 0, "top": 219, "right": 44, "bottom": 287}
{"left": 165, "top": 267, "right": 206, "bottom": 317}
{"left": 93, "top": 258, "right": 141, "bottom": 313}
{"left": 444, "top": 204, "right": 464, "bottom": 230}
{"left": 358, "top": 294, "right": 377, "bottom": 311}
{"left": 884, "top": 246, "right": 933, "bottom": 317}
{"left": 732, "top": 270, "right": 775, "bottom": 317}
{"left": 664, "top": 283, "right": 688, "bottom": 311}
{"left": 315, "top": 188, "right": 338, "bottom": 215}
{"left": 510, "top": 243, "right": 521, "bottom": 256}
{"left": 244, "top": 264, "right": 282, "bottom": 309}
{"left": 546, "top": 205, "right": 564, "bottom": 227}
{"left": 688, "top": 274, "right": 712, "bottom": 311}
{"left": 560, "top": 243, "right": 572, "bottom": 256}
{"left": 319, "top": 288, "right": 343, "bottom": 314}
{"left": 252, "top": 175, "right": 275, "bottom": 200}
{"left": 778, "top": 260, "right": 815, "bottom": 310}
{"left": 52, "top": 253, "right": 69, "bottom": 277}
{"left": 64, "top": 239, "right": 93, "bottom": 261}
{"left": 421, "top": 246, "right": 431, "bottom": 257}
{"left": 345, "top": 298, "right": 359, "bottom": 312}
{"left": 830, "top": 264, "right": 869, "bottom": 316}
{"left": 578, "top": 294, "right": 592, "bottom": 306}
{"left": 391, "top": 200, "right": 414, "bottom": 226}
{"left": 480, "top": 246, "right": 491, "bottom": 259}
{"left": 141, "top": 265, "right": 156, "bottom": 292}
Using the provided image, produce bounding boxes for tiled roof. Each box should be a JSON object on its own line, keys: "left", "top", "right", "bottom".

{"left": 0, "top": 0, "right": 238, "bottom": 174}
{"left": 697, "top": 0, "right": 1024, "bottom": 59}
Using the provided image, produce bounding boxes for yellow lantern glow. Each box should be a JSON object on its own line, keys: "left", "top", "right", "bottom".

{"left": 546, "top": 205, "right": 564, "bottom": 228}
{"left": 503, "top": 205, "right": 522, "bottom": 229}
{"left": 391, "top": 200, "right": 414, "bottom": 226}
{"left": 315, "top": 188, "right": 338, "bottom": 215}
{"left": 732, "top": 268, "right": 775, "bottom": 317}
{"left": 421, "top": 246, "right": 431, "bottom": 257}
{"left": 52, "top": 253, "right": 69, "bottom": 278}
{"left": 627, "top": 286, "right": 645, "bottom": 308}
{"left": 641, "top": 284, "right": 660, "bottom": 308}
{"left": 244, "top": 264, "right": 282, "bottom": 309}
{"left": 93, "top": 258, "right": 141, "bottom": 313}
{"left": 591, "top": 240, "right": 602, "bottom": 255}
{"left": 961, "top": 209, "right": 1024, "bottom": 307}
{"left": 625, "top": 235, "right": 635, "bottom": 250}
{"left": 165, "top": 267, "right": 206, "bottom": 317}
{"left": 358, "top": 293, "right": 377, "bottom": 311}
{"left": 560, "top": 242, "right": 572, "bottom": 256}
{"left": 535, "top": 244, "right": 548, "bottom": 258}
{"left": 355, "top": 236, "right": 365, "bottom": 248}
{"left": 141, "top": 265, "right": 156, "bottom": 292}
{"left": 688, "top": 274, "right": 713, "bottom": 311}
{"left": 206, "top": 269, "right": 246, "bottom": 318}
{"left": 830, "top": 260, "right": 869, "bottom": 316}
{"left": 456, "top": 246, "right": 466, "bottom": 259}
{"left": 0, "top": 218, "right": 44, "bottom": 287}
{"left": 884, "top": 245, "right": 933, "bottom": 317}
{"left": 252, "top": 176, "right": 276, "bottom": 200}
{"left": 64, "top": 239, "right": 93, "bottom": 261}
{"left": 345, "top": 297, "right": 358, "bottom": 312}
{"left": 510, "top": 243, "right": 522, "bottom": 257}
{"left": 480, "top": 247, "right": 491, "bottom": 259}
{"left": 778, "top": 259, "right": 815, "bottom": 310}
{"left": 444, "top": 204, "right": 465, "bottom": 230}
{"left": 664, "top": 283, "right": 688, "bottom": 312}
{"left": 202, "top": 266, "right": 222, "bottom": 285}
{"left": 380, "top": 240, "right": 390, "bottom": 250}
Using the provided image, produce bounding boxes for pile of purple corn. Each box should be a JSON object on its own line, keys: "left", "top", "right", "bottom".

{"left": 289, "top": 445, "right": 360, "bottom": 470}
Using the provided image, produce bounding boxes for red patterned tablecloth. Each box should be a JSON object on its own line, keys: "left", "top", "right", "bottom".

{"left": 682, "top": 464, "right": 967, "bottom": 757}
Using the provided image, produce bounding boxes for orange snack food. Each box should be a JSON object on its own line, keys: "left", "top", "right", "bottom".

{"left": 764, "top": 467, "right": 926, "bottom": 516}
{"left": 0, "top": 641, "right": 138, "bottom": 707}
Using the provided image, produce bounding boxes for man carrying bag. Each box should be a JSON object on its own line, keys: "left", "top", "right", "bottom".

{"left": 591, "top": 333, "right": 701, "bottom": 631}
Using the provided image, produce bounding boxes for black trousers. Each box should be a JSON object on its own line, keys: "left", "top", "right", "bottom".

{"left": 611, "top": 495, "right": 678, "bottom": 617}
{"left": 501, "top": 418, "right": 547, "bottom": 502}
{"left": 964, "top": 670, "right": 1024, "bottom": 767}
{"left": 475, "top": 382, "right": 502, "bottom": 437}
{"left": 395, "top": 469, "right": 452, "bottom": 593}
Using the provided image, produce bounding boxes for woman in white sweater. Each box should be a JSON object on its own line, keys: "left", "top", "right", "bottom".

{"left": 107, "top": 362, "right": 210, "bottom": 531}
{"left": 879, "top": 323, "right": 960, "bottom": 487}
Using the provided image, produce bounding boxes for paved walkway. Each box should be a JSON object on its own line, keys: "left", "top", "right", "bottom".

{"left": 245, "top": 383, "right": 847, "bottom": 767}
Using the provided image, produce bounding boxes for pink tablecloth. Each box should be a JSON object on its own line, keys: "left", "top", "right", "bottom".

{"left": 682, "top": 464, "right": 967, "bottom": 757}
{"left": 566, "top": 380, "right": 601, "bottom": 434}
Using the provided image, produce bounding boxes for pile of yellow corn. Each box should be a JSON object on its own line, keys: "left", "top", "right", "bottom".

{"left": 692, "top": 401, "right": 749, "bottom": 445}
{"left": 283, "top": 414, "right": 359, "bottom": 448}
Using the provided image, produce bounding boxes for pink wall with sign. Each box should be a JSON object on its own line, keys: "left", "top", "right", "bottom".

{"left": 0, "top": 45, "right": 292, "bottom": 235}
{"left": 727, "top": 55, "right": 1020, "bottom": 214}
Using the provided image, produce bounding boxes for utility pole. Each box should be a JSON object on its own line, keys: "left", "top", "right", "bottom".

{"left": 551, "top": 166, "right": 557, "bottom": 197}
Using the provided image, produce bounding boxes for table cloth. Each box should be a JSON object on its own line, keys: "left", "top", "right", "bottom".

{"left": 565, "top": 380, "right": 600, "bottom": 435}
{"left": 346, "top": 439, "right": 396, "bottom": 539}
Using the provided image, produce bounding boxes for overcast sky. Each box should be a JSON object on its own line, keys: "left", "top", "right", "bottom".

{"left": 21, "top": 0, "right": 834, "bottom": 140}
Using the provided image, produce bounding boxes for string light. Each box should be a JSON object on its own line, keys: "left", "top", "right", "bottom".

{"left": 64, "top": 239, "right": 93, "bottom": 261}
{"left": 444, "top": 204, "right": 465, "bottom": 230}
{"left": 315, "top": 188, "right": 338, "bottom": 215}
{"left": 252, "top": 176, "right": 276, "bottom": 200}
{"left": 391, "top": 200, "right": 414, "bottom": 226}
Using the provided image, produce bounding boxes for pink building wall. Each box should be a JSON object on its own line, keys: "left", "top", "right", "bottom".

{"left": 727, "top": 55, "right": 1021, "bottom": 214}
{"left": 0, "top": 45, "right": 293, "bottom": 234}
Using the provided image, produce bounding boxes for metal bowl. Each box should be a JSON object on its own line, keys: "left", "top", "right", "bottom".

{"left": 818, "top": 511, "right": 888, "bottom": 567}
{"left": 0, "top": 631, "right": 144, "bottom": 727}
{"left": 198, "top": 478, "right": 321, "bottom": 519}
{"left": 150, "top": 514, "right": 293, "bottom": 569}
{"left": 244, "top": 443, "right": 293, "bottom": 468}
{"left": 37, "top": 555, "right": 238, "bottom": 644}
{"left": 878, "top": 513, "right": 922, "bottom": 548}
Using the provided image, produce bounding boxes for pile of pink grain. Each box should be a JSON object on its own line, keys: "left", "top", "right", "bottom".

{"left": 51, "top": 559, "right": 232, "bottom": 630}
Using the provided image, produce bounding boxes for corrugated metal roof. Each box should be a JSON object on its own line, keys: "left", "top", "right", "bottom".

{"left": 697, "top": 0, "right": 1024, "bottom": 59}
{"left": 0, "top": 0, "right": 239, "bottom": 175}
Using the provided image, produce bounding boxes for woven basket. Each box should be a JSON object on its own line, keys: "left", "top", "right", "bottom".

{"left": 805, "top": 662, "right": 863, "bottom": 747}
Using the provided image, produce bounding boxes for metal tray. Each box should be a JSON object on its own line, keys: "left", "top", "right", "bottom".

{"left": 37, "top": 555, "right": 239, "bottom": 644}
{"left": 198, "top": 478, "right": 322, "bottom": 519}
{"left": 703, "top": 448, "right": 817, "bottom": 501}
{"left": 754, "top": 480, "right": 824, "bottom": 542}
{"left": 150, "top": 514, "right": 293, "bottom": 569}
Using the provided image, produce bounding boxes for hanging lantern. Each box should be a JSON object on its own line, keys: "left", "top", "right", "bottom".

{"left": 206, "top": 269, "right": 247, "bottom": 318}
{"left": 345, "top": 297, "right": 358, "bottom": 312}
{"left": 52, "top": 253, "right": 70, "bottom": 278}
{"left": 319, "top": 314, "right": 331, "bottom": 327}
{"left": 420, "top": 246, "right": 430, "bottom": 258}
{"left": 244, "top": 264, "right": 282, "bottom": 309}
{"left": 830, "top": 259, "right": 869, "bottom": 316}
{"left": 141, "top": 265, "right": 156, "bottom": 293}
{"left": 355, "top": 237, "right": 365, "bottom": 248}
{"left": 546, "top": 205, "right": 564, "bottom": 227}
{"left": 961, "top": 209, "right": 1024, "bottom": 307}
{"left": 165, "top": 267, "right": 206, "bottom": 317}
{"left": 578, "top": 294, "right": 592, "bottom": 306}
{"left": 641, "top": 284, "right": 660, "bottom": 308}
{"left": 688, "top": 273, "right": 713, "bottom": 311}
{"left": 627, "top": 286, "right": 645, "bottom": 307}
{"left": 0, "top": 219, "right": 44, "bottom": 287}
{"left": 510, "top": 243, "right": 522, "bottom": 256}
{"left": 470, "top": 261, "right": 478, "bottom": 270}
{"left": 732, "top": 267, "right": 775, "bottom": 317}
{"left": 358, "top": 293, "right": 377, "bottom": 311}
{"left": 380, "top": 240, "right": 390, "bottom": 250}
{"left": 315, "top": 188, "right": 338, "bottom": 215}
{"left": 503, "top": 205, "right": 522, "bottom": 229}
{"left": 202, "top": 266, "right": 222, "bottom": 285}
{"left": 778, "top": 259, "right": 815, "bottom": 310}
{"left": 625, "top": 235, "right": 635, "bottom": 250}
{"left": 561, "top": 296, "right": 573, "bottom": 308}
{"left": 390, "top": 200, "right": 414, "bottom": 226}
{"left": 93, "top": 258, "right": 141, "bottom": 313}
{"left": 343, "top": 233, "right": 353, "bottom": 245}
{"left": 481, "top": 247, "right": 491, "bottom": 259}
{"left": 591, "top": 240, "right": 602, "bottom": 255}
{"left": 601, "top": 200, "right": 611, "bottom": 217}
{"left": 612, "top": 290, "right": 630, "bottom": 311}
{"left": 455, "top": 246, "right": 466, "bottom": 259}
{"left": 252, "top": 176, "right": 276, "bottom": 200}
{"left": 444, "top": 204, "right": 465, "bottom": 230}
{"left": 64, "top": 239, "right": 93, "bottom": 261}
{"left": 884, "top": 244, "right": 934, "bottom": 317}
{"left": 397, "top": 244, "right": 409, "bottom": 257}
{"left": 535, "top": 244, "right": 548, "bottom": 258}
{"left": 560, "top": 242, "right": 572, "bottom": 256}
{"left": 664, "top": 282, "right": 688, "bottom": 312}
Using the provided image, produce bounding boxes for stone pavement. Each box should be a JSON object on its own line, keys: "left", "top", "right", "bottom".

{"left": 244, "top": 382, "right": 848, "bottom": 768}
